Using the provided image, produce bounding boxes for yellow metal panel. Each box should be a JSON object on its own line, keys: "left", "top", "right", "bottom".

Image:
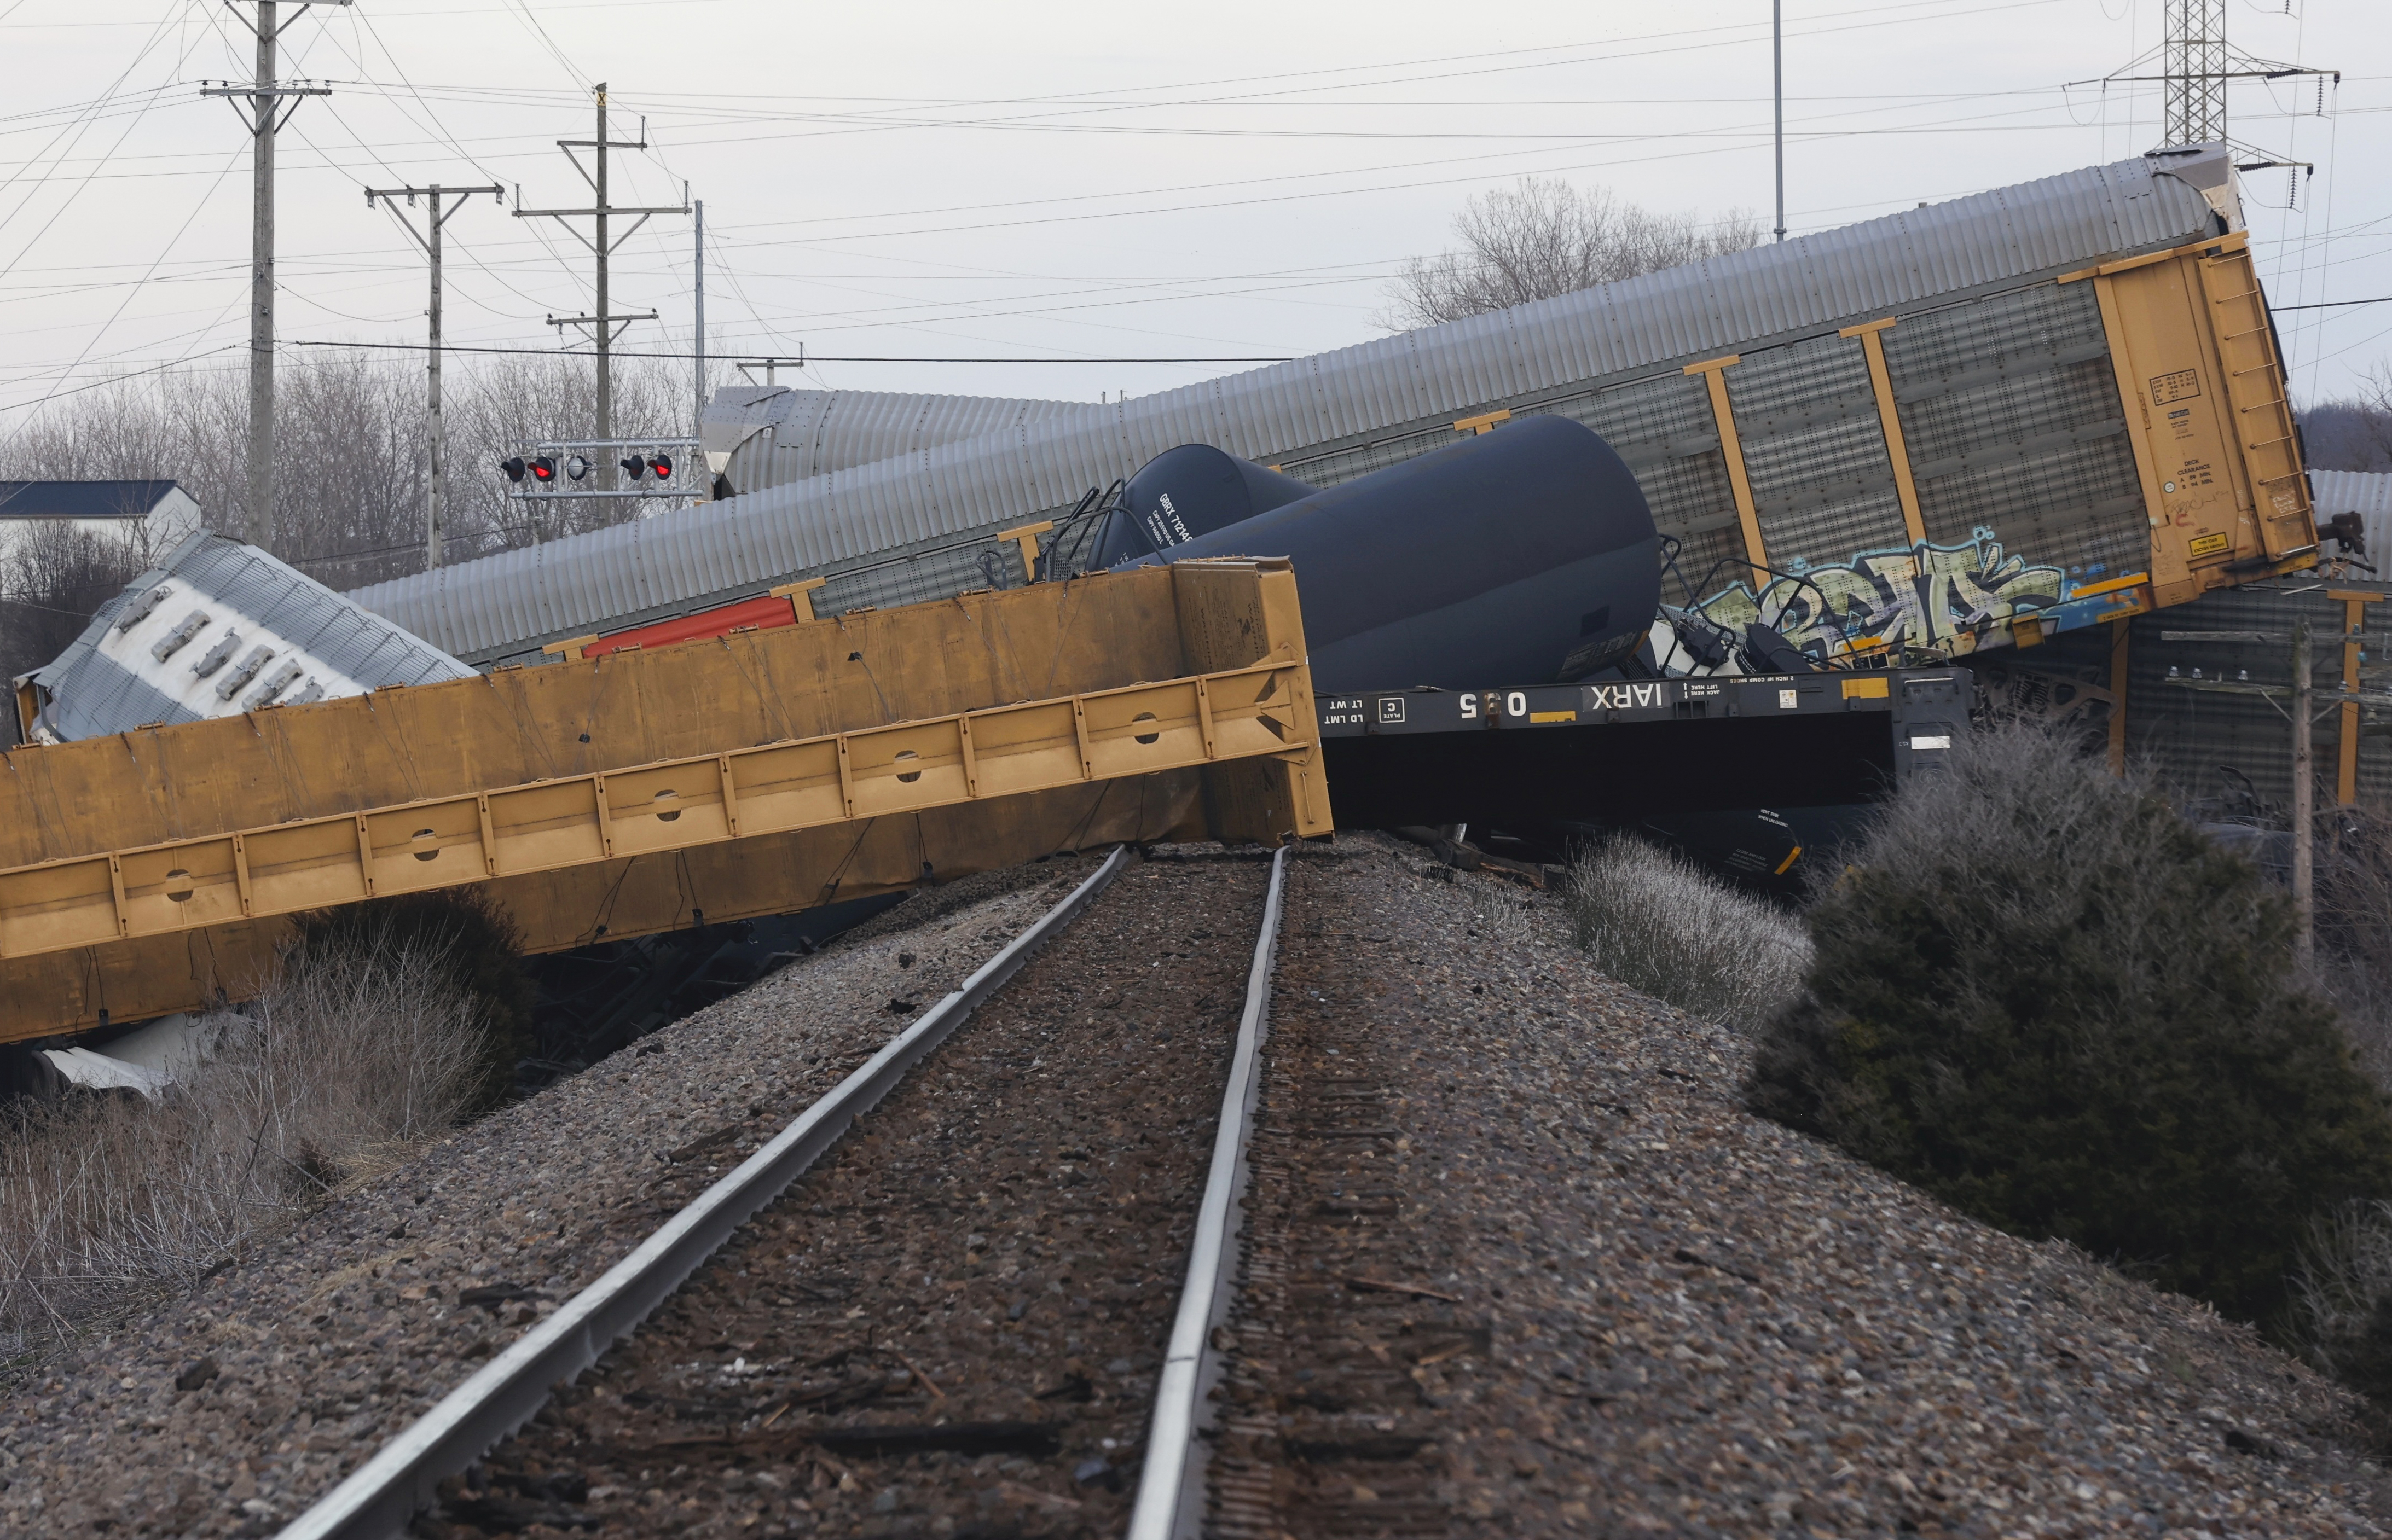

{"left": 0, "top": 561, "right": 1327, "bottom": 1038}
{"left": 1839, "top": 676, "right": 1890, "bottom": 700}
{"left": 1453, "top": 409, "right": 1512, "bottom": 436}
{"left": 369, "top": 799, "right": 493, "bottom": 894}
{"left": 603, "top": 760, "right": 733, "bottom": 855}
{"left": 482, "top": 782, "right": 608, "bottom": 875}
{"left": 2341, "top": 594, "right": 2380, "bottom": 805}
{"left": 2197, "top": 245, "right": 2314, "bottom": 560}
{"left": 846, "top": 720, "right": 974, "bottom": 819}
{"left": 729, "top": 741, "right": 846, "bottom": 833}
{"left": 0, "top": 858, "right": 117, "bottom": 956}
{"left": 2089, "top": 242, "right": 2318, "bottom": 608}
{"left": 244, "top": 819, "right": 370, "bottom": 915}
{"left": 120, "top": 838, "right": 243, "bottom": 934}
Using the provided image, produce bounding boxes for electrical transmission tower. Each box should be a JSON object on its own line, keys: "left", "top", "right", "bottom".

{"left": 516, "top": 84, "right": 687, "bottom": 492}
{"left": 2099, "top": 0, "right": 2333, "bottom": 168}
{"left": 2162, "top": 0, "right": 2229, "bottom": 148}
{"left": 203, "top": 1, "right": 350, "bottom": 556}
{"left": 367, "top": 183, "right": 505, "bottom": 571}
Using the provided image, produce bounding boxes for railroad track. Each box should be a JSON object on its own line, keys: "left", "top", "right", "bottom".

{"left": 279, "top": 841, "right": 1291, "bottom": 1540}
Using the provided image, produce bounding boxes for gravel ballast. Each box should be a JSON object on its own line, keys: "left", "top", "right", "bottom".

{"left": 1208, "top": 834, "right": 2391, "bottom": 1537}
{"left": 1, "top": 832, "right": 2387, "bottom": 1538}
{"left": 0, "top": 855, "right": 1107, "bottom": 1537}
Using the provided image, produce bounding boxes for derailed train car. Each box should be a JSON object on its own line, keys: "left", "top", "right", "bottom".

{"left": 345, "top": 143, "right": 2314, "bottom": 687}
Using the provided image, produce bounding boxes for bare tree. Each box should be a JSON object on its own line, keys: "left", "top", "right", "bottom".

{"left": 0, "top": 522, "right": 154, "bottom": 741}
{"left": 2300, "top": 365, "right": 2392, "bottom": 474}
{"left": 1383, "top": 178, "right": 1763, "bottom": 330}
{"left": 0, "top": 348, "right": 703, "bottom": 594}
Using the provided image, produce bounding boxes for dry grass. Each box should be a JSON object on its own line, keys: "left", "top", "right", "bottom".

{"left": 1562, "top": 834, "right": 1810, "bottom": 1031}
{"left": 2294, "top": 1199, "right": 2392, "bottom": 1410}
{"left": 0, "top": 914, "right": 489, "bottom": 1354}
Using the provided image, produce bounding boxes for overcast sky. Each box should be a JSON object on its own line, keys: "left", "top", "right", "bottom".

{"left": 1, "top": 0, "right": 2384, "bottom": 427}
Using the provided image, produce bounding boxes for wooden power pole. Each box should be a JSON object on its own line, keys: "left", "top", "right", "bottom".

{"left": 367, "top": 183, "right": 505, "bottom": 570}
{"left": 516, "top": 84, "right": 686, "bottom": 492}
{"left": 204, "top": 1, "right": 346, "bottom": 554}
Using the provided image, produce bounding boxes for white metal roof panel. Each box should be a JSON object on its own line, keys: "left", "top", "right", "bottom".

{"left": 22, "top": 531, "right": 476, "bottom": 742}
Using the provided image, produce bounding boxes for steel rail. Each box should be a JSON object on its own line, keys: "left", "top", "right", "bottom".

{"left": 1127, "top": 843, "right": 1290, "bottom": 1540}
{"left": 276, "top": 844, "right": 1133, "bottom": 1540}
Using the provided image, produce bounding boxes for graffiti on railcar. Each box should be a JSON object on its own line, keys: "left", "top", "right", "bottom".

{"left": 1694, "top": 533, "right": 2069, "bottom": 658}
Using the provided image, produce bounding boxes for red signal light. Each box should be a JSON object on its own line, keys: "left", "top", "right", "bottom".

{"left": 647, "top": 453, "right": 673, "bottom": 479}
{"left": 529, "top": 456, "right": 556, "bottom": 483}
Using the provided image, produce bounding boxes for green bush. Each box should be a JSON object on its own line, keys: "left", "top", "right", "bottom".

{"left": 1747, "top": 722, "right": 2392, "bottom": 1326}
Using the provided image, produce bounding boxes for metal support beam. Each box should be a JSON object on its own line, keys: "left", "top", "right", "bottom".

{"left": 1685, "top": 355, "right": 1765, "bottom": 592}
{"left": 1840, "top": 317, "right": 1926, "bottom": 548}
{"left": 2333, "top": 590, "right": 2381, "bottom": 805}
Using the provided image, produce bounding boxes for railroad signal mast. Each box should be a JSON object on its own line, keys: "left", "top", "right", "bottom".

{"left": 515, "top": 84, "right": 688, "bottom": 493}
{"left": 367, "top": 183, "right": 505, "bottom": 571}
{"left": 201, "top": 0, "right": 350, "bottom": 556}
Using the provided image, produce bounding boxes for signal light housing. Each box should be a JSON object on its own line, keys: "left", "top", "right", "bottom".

{"left": 500, "top": 456, "right": 526, "bottom": 483}
{"left": 619, "top": 455, "right": 648, "bottom": 481}
{"left": 528, "top": 456, "right": 555, "bottom": 483}
{"left": 647, "top": 453, "right": 673, "bottom": 479}
{"left": 565, "top": 454, "right": 592, "bottom": 482}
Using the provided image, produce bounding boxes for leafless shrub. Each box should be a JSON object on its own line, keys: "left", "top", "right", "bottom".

{"left": 1562, "top": 834, "right": 1809, "bottom": 1030}
{"left": 0, "top": 519, "right": 153, "bottom": 704}
{"left": 0, "top": 914, "right": 488, "bottom": 1352}
{"left": 2310, "top": 802, "right": 2392, "bottom": 1091}
{"left": 1383, "top": 178, "right": 1763, "bottom": 330}
{"left": 2293, "top": 1199, "right": 2392, "bottom": 1407}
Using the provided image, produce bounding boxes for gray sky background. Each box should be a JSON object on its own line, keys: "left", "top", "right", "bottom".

{"left": 1, "top": 0, "right": 2384, "bottom": 424}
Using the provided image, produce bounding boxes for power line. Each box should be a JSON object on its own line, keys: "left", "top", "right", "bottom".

{"left": 285, "top": 339, "right": 1295, "bottom": 363}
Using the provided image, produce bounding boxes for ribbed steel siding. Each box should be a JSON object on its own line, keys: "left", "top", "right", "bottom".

{"left": 2125, "top": 585, "right": 2391, "bottom": 809}
{"left": 351, "top": 152, "right": 2225, "bottom": 661}
{"left": 1524, "top": 373, "right": 1740, "bottom": 595}
{"left": 1884, "top": 281, "right": 2146, "bottom": 585}
{"left": 1727, "top": 332, "right": 1908, "bottom": 577}
{"left": 717, "top": 391, "right": 1098, "bottom": 497}
{"left": 2310, "top": 469, "right": 2392, "bottom": 560}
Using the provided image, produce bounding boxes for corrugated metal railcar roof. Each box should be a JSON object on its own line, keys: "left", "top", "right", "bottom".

{"left": 2309, "top": 469, "right": 2392, "bottom": 563}
{"left": 351, "top": 149, "right": 2229, "bottom": 664}
{"left": 22, "top": 531, "right": 476, "bottom": 742}
{"left": 701, "top": 386, "right": 1099, "bottom": 496}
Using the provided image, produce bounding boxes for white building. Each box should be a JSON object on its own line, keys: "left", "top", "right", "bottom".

{"left": 0, "top": 479, "right": 204, "bottom": 565}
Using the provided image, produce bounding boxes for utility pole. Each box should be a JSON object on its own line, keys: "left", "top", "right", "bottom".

{"left": 203, "top": 1, "right": 346, "bottom": 554}
{"left": 1772, "top": 0, "right": 1786, "bottom": 243}
{"left": 2293, "top": 615, "right": 2315, "bottom": 970}
{"left": 693, "top": 197, "right": 705, "bottom": 446}
{"left": 516, "top": 84, "right": 687, "bottom": 491}
{"left": 367, "top": 183, "right": 505, "bottom": 569}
